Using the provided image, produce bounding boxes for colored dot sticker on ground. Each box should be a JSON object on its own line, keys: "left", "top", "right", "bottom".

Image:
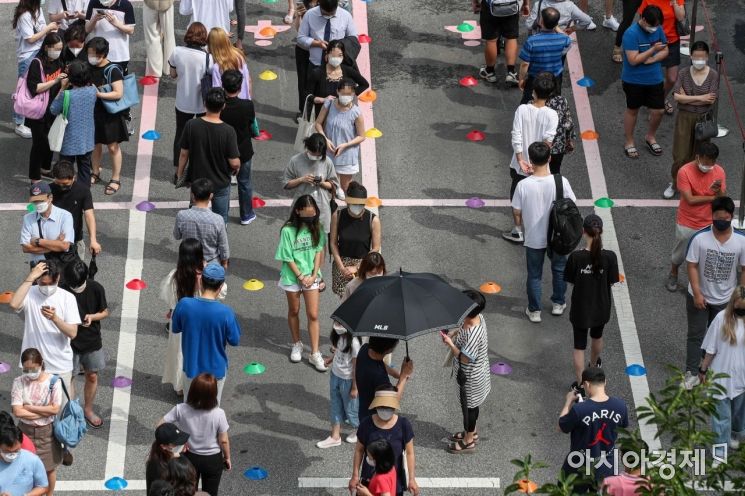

{"left": 125, "top": 278, "right": 147, "bottom": 290}
{"left": 581, "top": 130, "right": 599, "bottom": 140}
{"left": 490, "top": 362, "right": 512, "bottom": 375}
{"left": 142, "top": 130, "right": 160, "bottom": 140}
{"left": 619, "top": 274, "right": 626, "bottom": 283}
{"left": 459, "top": 76, "right": 478, "bottom": 87}
{"left": 139, "top": 76, "right": 158, "bottom": 85}
{"left": 625, "top": 364, "right": 646, "bottom": 376}
{"left": 0, "top": 291, "right": 13, "bottom": 304}
{"left": 479, "top": 282, "right": 501, "bottom": 294}
{"left": 358, "top": 34, "right": 372, "bottom": 43}
{"left": 577, "top": 77, "right": 595, "bottom": 87}
{"left": 244, "top": 466, "right": 268, "bottom": 480}
{"left": 252, "top": 197, "right": 266, "bottom": 208}
{"left": 104, "top": 477, "right": 128, "bottom": 490}
{"left": 0, "top": 362, "right": 11, "bottom": 374}
{"left": 457, "top": 22, "right": 475, "bottom": 32}
{"left": 135, "top": 201, "right": 155, "bottom": 212}
{"left": 466, "top": 130, "right": 485, "bottom": 142}
{"left": 594, "top": 197, "right": 614, "bottom": 208}
{"left": 365, "top": 128, "right": 383, "bottom": 138}
{"left": 465, "top": 197, "right": 485, "bottom": 208}
{"left": 258, "top": 70, "right": 278, "bottom": 81}
{"left": 112, "top": 376, "right": 133, "bottom": 388}
{"left": 358, "top": 90, "right": 377, "bottom": 103}
{"left": 259, "top": 26, "right": 277, "bottom": 37}
{"left": 255, "top": 130, "right": 272, "bottom": 141}
{"left": 26, "top": 203, "right": 36, "bottom": 213}
{"left": 366, "top": 196, "right": 383, "bottom": 208}
{"left": 243, "top": 279, "right": 265, "bottom": 291}
{"left": 517, "top": 479, "right": 538, "bottom": 493}
{"left": 261, "top": 0, "right": 278, "bottom": 3}
{"left": 243, "top": 362, "right": 266, "bottom": 375}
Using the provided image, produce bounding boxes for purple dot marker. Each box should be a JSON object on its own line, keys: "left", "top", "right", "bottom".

{"left": 112, "top": 376, "right": 133, "bottom": 388}
{"left": 465, "top": 197, "right": 485, "bottom": 208}
{"left": 0, "top": 362, "right": 11, "bottom": 374}
{"left": 490, "top": 362, "right": 512, "bottom": 375}
{"left": 135, "top": 201, "right": 155, "bottom": 212}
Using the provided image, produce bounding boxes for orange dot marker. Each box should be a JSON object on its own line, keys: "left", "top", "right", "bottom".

{"left": 0, "top": 291, "right": 14, "bottom": 304}
{"left": 479, "top": 282, "right": 501, "bottom": 294}
{"left": 259, "top": 26, "right": 277, "bottom": 37}
{"left": 518, "top": 479, "right": 538, "bottom": 493}
{"left": 619, "top": 274, "right": 625, "bottom": 283}
{"left": 366, "top": 196, "right": 383, "bottom": 208}
{"left": 358, "top": 90, "right": 377, "bottom": 103}
{"left": 581, "top": 130, "right": 599, "bottom": 140}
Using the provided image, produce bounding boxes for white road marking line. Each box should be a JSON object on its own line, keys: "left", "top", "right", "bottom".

{"left": 298, "top": 477, "right": 500, "bottom": 488}
{"left": 55, "top": 479, "right": 146, "bottom": 491}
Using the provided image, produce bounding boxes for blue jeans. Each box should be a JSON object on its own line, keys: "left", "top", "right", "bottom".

{"left": 329, "top": 371, "right": 359, "bottom": 428}
{"left": 712, "top": 392, "right": 745, "bottom": 447}
{"left": 211, "top": 185, "right": 230, "bottom": 224}
{"left": 13, "top": 55, "right": 35, "bottom": 125}
{"left": 237, "top": 159, "right": 254, "bottom": 220}
{"left": 525, "top": 247, "right": 567, "bottom": 312}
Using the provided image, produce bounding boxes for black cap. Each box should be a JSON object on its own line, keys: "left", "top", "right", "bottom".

{"left": 155, "top": 423, "right": 190, "bottom": 445}
{"left": 583, "top": 214, "right": 603, "bottom": 231}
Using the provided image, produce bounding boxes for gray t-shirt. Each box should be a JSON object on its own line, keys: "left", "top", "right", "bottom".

{"left": 282, "top": 153, "right": 340, "bottom": 234}
{"left": 163, "top": 403, "right": 229, "bottom": 455}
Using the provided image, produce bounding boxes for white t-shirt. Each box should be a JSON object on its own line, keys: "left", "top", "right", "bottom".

{"left": 702, "top": 310, "right": 745, "bottom": 399}
{"left": 85, "top": 0, "right": 136, "bottom": 63}
{"left": 15, "top": 11, "right": 47, "bottom": 60}
{"left": 163, "top": 403, "right": 229, "bottom": 456}
{"left": 17, "top": 286, "right": 81, "bottom": 374}
{"left": 686, "top": 228, "right": 745, "bottom": 305}
{"left": 48, "top": 0, "right": 89, "bottom": 30}
{"left": 510, "top": 103, "right": 559, "bottom": 176}
{"left": 512, "top": 174, "right": 576, "bottom": 249}
{"left": 331, "top": 334, "right": 361, "bottom": 380}
{"left": 168, "top": 46, "right": 213, "bottom": 114}
{"left": 179, "top": 0, "right": 233, "bottom": 34}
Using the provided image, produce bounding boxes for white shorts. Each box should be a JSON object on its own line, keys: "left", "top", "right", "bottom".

{"left": 335, "top": 163, "right": 359, "bottom": 175}
{"left": 278, "top": 280, "right": 320, "bottom": 292}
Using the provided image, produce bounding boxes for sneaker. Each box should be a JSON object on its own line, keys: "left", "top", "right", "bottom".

{"left": 602, "top": 16, "right": 620, "bottom": 31}
{"left": 525, "top": 307, "right": 541, "bottom": 323}
{"left": 316, "top": 436, "right": 342, "bottom": 449}
{"left": 587, "top": 20, "right": 597, "bottom": 31}
{"left": 502, "top": 228, "right": 524, "bottom": 243}
{"left": 666, "top": 273, "right": 678, "bottom": 293}
{"left": 478, "top": 66, "right": 497, "bottom": 83}
{"left": 345, "top": 433, "right": 358, "bottom": 444}
{"left": 14, "top": 124, "right": 32, "bottom": 139}
{"left": 240, "top": 213, "right": 257, "bottom": 225}
{"left": 290, "top": 341, "right": 303, "bottom": 363}
{"left": 663, "top": 182, "right": 676, "bottom": 199}
{"left": 589, "top": 357, "right": 602, "bottom": 368}
{"left": 728, "top": 437, "right": 740, "bottom": 450}
{"left": 551, "top": 303, "right": 566, "bottom": 316}
{"left": 309, "top": 351, "right": 328, "bottom": 372}
{"left": 683, "top": 371, "right": 701, "bottom": 390}
{"left": 505, "top": 71, "right": 519, "bottom": 86}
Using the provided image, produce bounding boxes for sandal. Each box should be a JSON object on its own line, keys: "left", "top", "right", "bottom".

{"left": 283, "top": 12, "right": 294, "bottom": 24}
{"left": 447, "top": 439, "right": 476, "bottom": 454}
{"left": 645, "top": 140, "right": 663, "bottom": 156}
{"left": 85, "top": 415, "right": 104, "bottom": 429}
{"left": 611, "top": 46, "right": 622, "bottom": 64}
{"left": 104, "top": 179, "right": 121, "bottom": 195}
{"left": 91, "top": 172, "right": 102, "bottom": 185}
{"left": 624, "top": 145, "right": 639, "bottom": 159}
{"left": 664, "top": 99, "right": 674, "bottom": 115}
{"left": 449, "top": 431, "right": 479, "bottom": 443}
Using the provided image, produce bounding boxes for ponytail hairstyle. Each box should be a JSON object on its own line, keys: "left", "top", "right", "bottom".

{"left": 583, "top": 215, "right": 604, "bottom": 277}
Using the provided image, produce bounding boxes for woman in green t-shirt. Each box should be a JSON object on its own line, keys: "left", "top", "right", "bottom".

{"left": 275, "top": 195, "right": 328, "bottom": 372}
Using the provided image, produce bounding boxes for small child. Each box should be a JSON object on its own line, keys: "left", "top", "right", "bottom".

{"left": 316, "top": 322, "right": 361, "bottom": 448}
{"left": 356, "top": 439, "right": 396, "bottom": 496}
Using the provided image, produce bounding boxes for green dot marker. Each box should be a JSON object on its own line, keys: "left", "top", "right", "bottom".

{"left": 594, "top": 197, "right": 614, "bottom": 208}
{"left": 262, "top": 0, "right": 279, "bottom": 3}
{"left": 243, "top": 362, "right": 266, "bottom": 375}
{"left": 456, "top": 22, "right": 474, "bottom": 33}
{"left": 26, "top": 203, "right": 36, "bottom": 213}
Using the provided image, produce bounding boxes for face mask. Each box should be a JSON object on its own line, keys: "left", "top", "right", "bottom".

{"left": 322, "top": 14, "right": 334, "bottom": 19}
{"left": 38, "top": 284, "right": 57, "bottom": 297}
{"left": 735, "top": 308, "right": 745, "bottom": 317}
{"left": 24, "top": 370, "right": 41, "bottom": 381}
{"left": 88, "top": 57, "right": 101, "bottom": 66}
{"left": 100, "top": 0, "right": 116, "bottom": 6}
{"left": 0, "top": 452, "right": 19, "bottom": 463}
{"left": 713, "top": 219, "right": 731, "bottom": 232}
{"left": 299, "top": 215, "right": 317, "bottom": 224}
{"left": 338, "top": 95, "right": 353, "bottom": 106}
{"left": 335, "top": 326, "right": 346, "bottom": 334}
{"left": 70, "top": 47, "right": 83, "bottom": 56}
{"left": 691, "top": 59, "right": 707, "bottom": 70}
{"left": 171, "top": 444, "right": 185, "bottom": 454}
{"left": 47, "top": 50, "right": 61, "bottom": 60}
{"left": 367, "top": 271, "right": 383, "bottom": 278}
{"left": 34, "top": 201, "right": 49, "bottom": 214}
{"left": 306, "top": 153, "right": 321, "bottom": 161}
{"left": 365, "top": 455, "right": 375, "bottom": 467}
{"left": 644, "top": 25, "right": 658, "bottom": 34}
{"left": 71, "top": 281, "right": 87, "bottom": 294}
{"left": 376, "top": 407, "right": 395, "bottom": 421}
{"left": 348, "top": 204, "right": 365, "bottom": 216}
{"left": 328, "top": 56, "right": 343, "bottom": 68}
{"left": 697, "top": 162, "right": 713, "bottom": 173}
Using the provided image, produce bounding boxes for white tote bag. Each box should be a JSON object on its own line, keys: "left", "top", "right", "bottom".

{"left": 48, "top": 90, "right": 70, "bottom": 153}
{"left": 294, "top": 95, "right": 316, "bottom": 152}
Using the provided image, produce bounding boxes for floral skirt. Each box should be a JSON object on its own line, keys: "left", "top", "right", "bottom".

{"left": 332, "top": 257, "right": 362, "bottom": 296}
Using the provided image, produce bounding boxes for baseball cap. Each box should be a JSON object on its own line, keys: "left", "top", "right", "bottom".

{"left": 583, "top": 214, "right": 603, "bottom": 231}
{"left": 155, "top": 423, "right": 190, "bottom": 445}
{"left": 29, "top": 182, "right": 52, "bottom": 201}
{"left": 202, "top": 263, "right": 225, "bottom": 282}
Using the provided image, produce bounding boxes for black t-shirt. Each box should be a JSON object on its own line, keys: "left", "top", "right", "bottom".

{"left": 67, "top": 280, "right": 108, "bottom": 353}
{"left": 61, "top": 46, "right": 87, "bottom": 66}
{"left": 180, "top": 118, "right": 240, "bottom": 189}
{"left": 220, "top": 97, "right": 255, "bottom": 164}
{"left": 564, "top": 249, "right": 619, "bottom": 329}
{"left": 90, "top": 62, "right": 123, "bottom": 115}
{"left": 26, "top": 56, "right": 64, "bottom": 104}
{"left": 357, "top": 415, "right": 414, "bottom": 496}
{"left": 51, "top": 182, "right": 93, "bottom": 243}
{"left": 354, "top": 344, "right": 392, "bottom": 421}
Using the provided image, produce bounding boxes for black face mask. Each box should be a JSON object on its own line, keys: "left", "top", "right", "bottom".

{"left": 56, "top": 184, "right": 72, "bottom": 192}
{"left": 713, "top": 219, "right": 732, "bottom": 232}
{"left": 735, "top": 308, "right": 745, "bottom": 317}
{"left": 299, "top": 215, "right": 317, "bottom": 224}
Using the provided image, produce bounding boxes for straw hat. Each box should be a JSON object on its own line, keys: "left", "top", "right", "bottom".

{"left": 369, "top": 389, "right": 400, "bottom": 410}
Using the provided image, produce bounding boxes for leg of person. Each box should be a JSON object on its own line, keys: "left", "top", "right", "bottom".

{"left": 216, "top": 376, "right": 225, "bottom": 405}
{"left": 196, "top": 452, "right": 225, "bottom": 496}
{"left": 549, "top": 251, "right": 568, "bottom": 314}
{"left": 685, "top": 292, "right": 709, "bottom": 374}
{"left": 328, "top": 373, "right": 344, "bottom": 441}
{"left": 712, "top": 397, "right": 732, "bottom": 446}
{"left": 670, "top": 110, "right": 699, "bottom": 192}
{"left": 27, "top": 118, "right": 45, "bottom": 181}
{"left": 572, "top": 326, "right": 589, "bottom": 384}
{"left": 578, "top": 0, "right": 588, "bottom": 12}
{"left": 622, "top": 83, "right": 641, "bottom": 158}
{"left": 339, "top": 173, "right": 353, "bottom": 193}
{"left": 478, "top": 2, "right": 498, "bottom": 82}
{"left": 520, "top": 75, "right": 535, "bottom": 105}
{"left": 343, "top": 376, "right": 360, "bottom": 435}
{"left": 173, "top": 108, "right": 192, "bottom": 169}
{"left": 211, "top": 184, "right": 231, "bottom": 224}
{"left": 295, "top": 46, "right": 310, "bottom": 114}
{"left": 663, "top": 44, "right": 680, "bottom": 98}
{"left": 302, "top": 288, "right": 323, "bottom": 361}
{"left": 549, "top": 153, "right": 564, "bottom": 175}
{"left": 81, "top": 349, "right": 105, "bottom": 427}
{"left": 92, "top": 144, "right": 104, "bottom": 183}
{"left": 731, "top": 391, "right": 745, "bottom": 445}
{"left": 285, "top": 290, "right": 303, "bottom": 360}
{"left": 525, "top": 247, "right": 546, "bottom": 316}
{"left": 668, "top": 223, "right": 695, "bottom": 289}
{"left": 182, "top": 375, "right": 193, "bottom": 402}
{"left": 143, "top": 5, "right": 162, "bottom": 77}
{"left": 162, "top": 8, "right": 176, "bottom": 77}
{"left": 615, "top": 0, "right": 642, "bottom": 48}
{"left": 603, "top": 0, "right": 619, "bottom": 30}
{"left": 502, "top": 15, "right": 520, "bottom": 84}
{"left": 234, "top": 0, "right": 246, "bottom": 44}
{"left": 105, "top": 142, "right": 122, "bottom": 194}
{"left": 588, "top": 325, "right": 604, "bottom": 367}
{"left": 466, "top": 407, "right": 479, "bottom": 438}
{"left": 74, "top": 152, "right": 93, "bottom": 188}
{"left": 645, "top": 84, "right": 665, "bottom": 154}
{"left": 47, "top": 468, "right": 58, "bottom": 495}
{"left": 284, "top": 0, "right": 295, "bottom": 23}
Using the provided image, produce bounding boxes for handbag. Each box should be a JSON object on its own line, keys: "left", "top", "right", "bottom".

{"left": 49, "top": 376, "right": 88, "bottom": 448}
{"left": 13, "top": 58, "right": 49, "bottom": 120}
{"left": 200, "top": 52, "right": 213, "bottom": 103}
{"left": 695, "top": 112, "right": 718, "bottom": 141}
{"left": 48, "top": 90, "right": 69, "bottom": 153}
{"left": 294, "top": 95, "right": 316, "bottom": 152}
{"left": 100, "top": 64, "right": 140, "bottom": 114}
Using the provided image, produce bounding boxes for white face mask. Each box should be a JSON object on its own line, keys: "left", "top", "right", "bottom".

{"left": 376, "top": 407, "right": 395, "bottom": 421}
{"left": 691, "top": 59, "right": 707, "bottom": 70}
{"left": 698, "top": 162, "right": 714, "bottom": 173}
{"left": 34, "top": 201, "right": 49, "bottom": 214}
{"left": 348, "top": 204, "right": 365, "bottom": 216}
{"left": 100, "top": 0, "right": 116, "bottom": 6}
{"left": 367, "top": 271, "right": 383, "bottom": 279}
{"left": 24, "top": 370, "right": 41, "bottom": 381}
{"left": 170, "top": 444, "right": 185, "bottom": 455}
{"left": 88, "top": 57, "right": 101, "bottom": 66}
{"left": 47, "top": 50, "right": 61, "bottom": 61}
{"left": 338, "top": 95, "right": 354, "bottom": 106}
{"left": 306, "top": 152, "right": 321, "bottom": 161}
{"left": 38, "top": 284, "right": 57, "bottom": 297}
{"left": 0, "top": 451, "right": 19, "bottom": 463}
{"left": 365, "top": 455, "right": 375, "bottom": 467}
{"left": 328, "top": 56, "right": 343, "bottom": 68}
{"left": 643, "top": 24, "right": 658, "bottom": 34}
{"left": 70, "top": 47, "right": 83, "bottom": 56}
{"left": 71, "top": 281, "right": 87, "bottom": 294}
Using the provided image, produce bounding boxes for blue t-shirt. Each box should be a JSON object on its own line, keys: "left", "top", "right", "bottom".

{"left": 0, "top": 449, "right": 48, "bottom": 496}
{"left": 621, "top": 22, "right": 667, "bottom": 85}
{"left": 172, "top": 297, "right": 242, "bottom": 379}
{"left": 357, "top": 415, "right": 414, "bottom": 496}
{"left": 519, "top": 31, "right": 573, "bottom": 77}
{"left": 559, "top": 397, "right": 629, "bottom": 479}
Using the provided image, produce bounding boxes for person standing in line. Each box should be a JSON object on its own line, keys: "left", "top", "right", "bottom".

{"left": 666, "top": 142, "right": 726, "bottom": 292}
{"left": 564, "top": 214, "right": 620, "bottom": 387}
{"left": 174, "top": 179, "right": 230, "bottom": 268}
{"left": 474, "top": 0, "right": 530, "bottom": 86}
{"left": 145, "top": 423, "right": 191, "bottom": 493}
{"left": 47, "top": 0, "right": 87, "bottom": 31}
{"left": 611, "top": 0, "right": 642, "bottom": 63}
{"left": 61, "top": 21, "right": 89, "bottom": 65}
{"left": 664, "top": 41, "right": 719, "bottom": 199}
{"left": 510, "top": 142, "right": 575, "bottom": 322}
{"left": 208, "top": 28, "right": 252, "bottom": 100}
{"left": 355, "top": 439, "right": 397, "bottom": 496}
{"left": 292, "top": 0, "right": 319, "bottom": 120}
{"left": 355, "top": 338, "right": 413, "bottom": 422}
{"left": 220, "top": 69, "right": 257, "bottom": 225}
{"left": 440, "top": 290, "right": 490, "bottom": 454}
{"left": 176, "top": 88, "right": 241, "bottom": 224}
{"left": 545, "top": 82, "right": 576, "bottom": 175}
{"left": 342, "top": 251, "right": 386, "bottom": 300}
{"left": 0, "top": 420, "right": 49, "bottom": 496}
{"left": 684, "top": 196, "right": 745, "bottom": 389}
{"left": 143, "top": 0, "right": 175, "bottom": 78}
{"left": 577, "top": 0, "right": 619, "bottom": 30}
{"left": 297, "top": 0, "right": 357, "bottom": 72}
{"left": 524, "top": 0, "right": 594, "bottom": 32}
{"left": 19, "top": 182, "right": 75, "bottom": 267}
{"left": 620, "top": 5, "right": 668, "bottom": 159}
{"left": 502, "top": 74, "right": 558, "bottom": 243}
{"left": 305, "top": 40, "right": 369, "bottom": 117}
{"left": 179, "top": 0, "right": 233, "bottom": 34}
{"left": 171, "top": 264, "right": 240, "bottom": 404}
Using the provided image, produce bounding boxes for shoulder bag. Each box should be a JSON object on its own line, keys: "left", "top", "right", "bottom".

{"left": 294, "top": 94, "right": 316, "bottom": 152}
{"left": 48, "top": 90, "right": 70, "bottom": 153}
{"left": 13, "top": 58, "right": 49, "bottom": 120}
{"left": 49, "top": 375, "right": 88, "bottom": 448}
{"left": 101, "top": 64, "right": 140, "bottom": 114}
{"left": 695, "top": 112, "right": 718, "bottom": 141}
{"left": 200, "top": 52, "right": 213, "bottom": 103}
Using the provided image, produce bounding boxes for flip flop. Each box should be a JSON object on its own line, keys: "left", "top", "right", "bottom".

{"left": 624, "top": 146, "right": 639, "bottom": 159}
{"left": 104, "top": 179, "right": 121, "bottom": 195}
{"left": 645, "top": 140, "right": 663, "bottom": 156}
{"left": 611, "top": 47, "right": 622, "bottom": 63}
{"left": 449, "top": 431, "right": 479, "bottom": 443}
{"left": 91, "top": 172, "right": 102, "bottom": 185}
{"left": 447, "top": 439, "right": 476, "bottom": 454}
{"left": 85, "top": 415, "right": 104, "bottom": 429}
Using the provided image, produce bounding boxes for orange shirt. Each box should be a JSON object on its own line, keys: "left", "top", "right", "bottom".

{"left": 676, "top": 162, "right": 727, "bottom": 229}
{"left": 639, "top": 0, "right": 685, "bottom": 44}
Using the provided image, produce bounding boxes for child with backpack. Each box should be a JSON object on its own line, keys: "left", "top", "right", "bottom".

{"left": 355, "top": 438, "right": 397, "bottom": 496}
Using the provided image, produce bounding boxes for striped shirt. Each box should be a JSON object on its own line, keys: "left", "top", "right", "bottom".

{"left": 674, "top": 66, "right": 719, "bottom": 114}
{"left": 519, "top": 31, "right": 572, "bottom": 77}
{"left": 174, "top": 207, "right": 230, "bottom": 262}
{"left": 452, "top": 315, "right": 491, "bottom": 408}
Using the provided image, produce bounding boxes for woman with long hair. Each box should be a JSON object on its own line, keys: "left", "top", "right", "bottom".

{"left": 275, "top": 195, "right": 328, "bottom": 372}
{"left": 146, "top": 422, "right": 191, "bottom": 493}
{"left": 342, "top": 251, "right": 386, "bottom": 301}
{"left": 564, "top": 214, "right": 620, "bottom": 388}
{"left": 207, "top": 27, "right": 251, "bottom": 100}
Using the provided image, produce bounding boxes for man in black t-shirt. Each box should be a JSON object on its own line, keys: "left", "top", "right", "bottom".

{"left": 64, "top": 260, "right": 109, "bottom": 429}
{"left": 177, "top": 87, "right": 240, "bottom": 224}
{"left": 355, "top": 337, "right": 414, "bottom": 421}
{"left": 51, "top": 160, "right": 101, "bottom": 260}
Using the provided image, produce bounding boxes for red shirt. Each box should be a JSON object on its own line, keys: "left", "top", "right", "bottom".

{"left": 676, "top": 162, "right": 726, "bottom": 229}
{"left": 21, "top": 433, "right": 37, "bottom": 453}
{"left": 368, "top": 468, "right": 397, "bottom": 496}
{"left": 638, "top": 0, "right": 685, "bottom": 44}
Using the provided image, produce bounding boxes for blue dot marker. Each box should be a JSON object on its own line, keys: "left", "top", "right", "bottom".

{"left": 142, "top": 130, "right": 161, "bottom": 141}
{"left": 577, "top": 77, "right": 595, "bottom": 87}
{"left": 625, "top": 364, "right": 647, "bottom": 376}
{"left": 104, "top": 477, "right": 128, "bottom": 490}
{"left": 244, "top": 466, "right": 268, "bottom": 480}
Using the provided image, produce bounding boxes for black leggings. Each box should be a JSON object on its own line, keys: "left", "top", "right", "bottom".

{"left": 183, "top": 451, "right": 223, "bottom": 496}
{"left": 234, "top": 0, "right": 245, "bottom": 41}
{"left": 457, "top": 369, "right": 480, "bottom": 433}
{"left": 26, "top": 116, "right": 54, "bottom": 180}
{"left": 615, "top": 0, "right": 643, "bottom": 47}
{"left": 572, "top": 325, "right": 605, "bottom": 350}
{"left": 549, "top": 153, "right": 564, "bottom": 175}
{"left": 295, "top": 46, "right": 311, "bottom": 113}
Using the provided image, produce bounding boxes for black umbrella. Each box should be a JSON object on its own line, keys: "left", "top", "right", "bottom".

{"left": 330, "top": 270, "right": 477, "bottom": 356}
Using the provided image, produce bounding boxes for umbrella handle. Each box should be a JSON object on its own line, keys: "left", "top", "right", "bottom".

{"left": 405, "top": 341, "right": 409, "bottom": 360}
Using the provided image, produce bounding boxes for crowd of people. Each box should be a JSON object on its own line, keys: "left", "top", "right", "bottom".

{"left": 0, "top": 0, "right": 737, "bottom": 495}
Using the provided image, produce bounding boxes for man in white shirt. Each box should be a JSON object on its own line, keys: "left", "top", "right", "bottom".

{"left": 179, "top": 0, "right": 233, "bottom": 35}
{"left": 9, "top": 261, "right": 81, "bottom": 396}
{"left": 47, "top": 0, "right": 89, "bottom": 31}
{"left": 503, "top": 73, "right": 559, "bottom": 243}
{"left": 297, "top": 0, "right": 357, "bottom": 68}
{"left": 511, "top": 142, "right": 576, "bottom": 323}
{"left": 684, "top": 196, "right": 745, "bottom": 388}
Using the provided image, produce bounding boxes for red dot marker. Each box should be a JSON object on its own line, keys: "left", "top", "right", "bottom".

{"left": 139, "top": 76, "right": 158, "bottom": 85}
{"left": 358, "top": 34, "right": 372, "bottom": 43}
{"left": 459, "top": 76, "right": 478, "bottom": 87}
{"left": 254, "top": 130, "right": 272, "bottom": 141}
{"left": 252, "top": 197, "right": 266, "bottom": 208}
{"left": 126, "top": 279, "right": 147, "bottom": 290}
{"left": 466, "top": 130, "right": 485, "bottom": 142}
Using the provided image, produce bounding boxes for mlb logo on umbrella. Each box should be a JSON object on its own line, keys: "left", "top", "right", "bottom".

{"left": 374, "top": 324, "right": 389, "bottom": 330}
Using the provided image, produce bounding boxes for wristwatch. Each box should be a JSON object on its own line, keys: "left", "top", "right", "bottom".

{"left": 34, "top": 238, "right": 41, "bottom": 247}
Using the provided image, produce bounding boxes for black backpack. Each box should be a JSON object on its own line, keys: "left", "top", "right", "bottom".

{"left": 548, "top": 174, "right": 583, "bottom": 255}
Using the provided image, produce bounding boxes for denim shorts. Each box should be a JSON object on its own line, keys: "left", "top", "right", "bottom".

{"left": 329, "top": 370, "right": 359, "bottom": 428}
{"left": 73, "top": 349, "right": 106, "bottom": 373}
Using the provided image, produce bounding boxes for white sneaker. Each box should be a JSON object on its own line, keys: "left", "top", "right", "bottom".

{"left": 587, "top": 20, "right": 597, "bottom": 31}
{"left": 290, "top": 341, "right": 303, "bottom": 363}
{"left": 14, "top": 124, "right": 32, "bottom": 139}
{"left": 316, "top": 436, "right": 341, "bottom": 449}
{"left": 551, "top": 303, "right": 567, "bottom": 316}
{"left": 505, "top": 71, "right": 519, "bottom": 86}
{"left": 683, "top": 371, "right": 700, "bottom": 390}
{"left": 525, "top": 307, "right": 541, "bottom": 323}
{"left": 309, "top": 351, "right": 328, "bottom": 372}
{"left": 345, "top": 433, "right": 358, "bottom": 444}
{"left": 502, "top": 227, "right": 524, "bottom": 243}
{"left": 663, "top": 182, "right": 676, "bottom": 199}
{"left": 603, "top": 16, "right": 620, "bottom": 31}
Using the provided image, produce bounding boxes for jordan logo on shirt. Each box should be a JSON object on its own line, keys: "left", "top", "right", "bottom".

{"left": 587, "top": 422, "right": 611, "bottom": 447}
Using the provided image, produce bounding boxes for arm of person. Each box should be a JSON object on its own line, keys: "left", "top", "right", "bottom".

{"left": 228, "top": 157, "right": 241, "bottom": 174}
{"left": 679, "top": 189, "right": 719, "bottom": 205}
{"left": 85, "top": 308, "right": 110, "bottom": 325}
{"left": 10, "top": 263, "right": 47, "bottom": 311}
{"left": 310, "top": 248, "right": 323, "bottom": 281}
{"left": 23, "top": 403, "right": 61, "bottom": 417}
{"left": 346, "top": 66, "right": 370, "bottom": 95}
{"left": 11, "top": 405, "right": 44, "bottom": 420}
{"left": 329, "top": 212, "right": 345, "bottom": 268}
{"left": 518, "top": 60, "right": 530, "bottom": 86}
{"left": 395, "top": 358, "right": 414, "bottom": 397}
{"left": 25, "top": 21, "right": 58, "bottom": 44}
{"left": 624, "top": 47, "right": 658, "bottom": 66}
{"left": 512, "top": 208, "right": 523, "bottom": 230}
{"left": 524, "top": 1, "right": 538, "bottom": 30}
{"left": 441, "top": 333, "right": 471, "bottom": 364}
{"left": 349, "top": 439, "right": 365, "bottom": 492}
{"left": 558, "top": 394, "right": 579, "bottom": 430}
{"left": 218, "top": 224, "right": 230, "bottom": 266}
{"left": 52, "top": 312, "right": 78, "bottom": 339}
{"left": 108, "top": 11, "right": 135, "bottom": 35}
{"left": 83, "top": 208, "right": 101, "bottom": 255}
{"left": 371, "top": 216, "right": 382, "bottom": 252}
{"left": 179, "top": 0, "right": 193, "bottom": 15}
{"left": 177, "top": 149, "right": 189, "bottom": 179}
{"left": 38, "top": 235, "right": 71, "bottom": 253}
{"left": 405, "top": 440, "right": 419, "bottom": 496}
{"left": 314, "top": 105, "right": 330, "bottom": 136}
{"left": 84, "top": 8, "right": 101, "bottom": 33}
{"left": 218, "top": 431, "right": 232, "bottom": 470}
{"left": 97, "top": 78, "right": 124, "bottom": 100}
{"left": 28, "top": 488, "right": 49, "bottom": 496}
{"left": 350, "top": 357, "right": 358, "bottom": 397}
{"left": 673, "top": 0, "right": 686, "bottom": 21}
{"left": 699, "top": 352, "right": 715, "bottom": 382}
{"left": 335, "top": 115, "right": 366, "bottom": 156}
{"left": 570, "top": 3, "right": 594, "bottom": 29}
{"left": 687, "top": 262, "right": 706, "bottom": 309}
{"left": 296, "top": 13, "right": 315, "bottom": 50}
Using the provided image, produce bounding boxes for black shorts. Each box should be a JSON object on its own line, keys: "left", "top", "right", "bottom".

{"left": 622, "top": 81, "right": 665, "bottom": 110}
{"left": 573, "top": 325, "right": 605, "bottom": 350}
{"left": 480, "top": 2, "right": 519, "bottom": 40}
{"left": 662, "top": 41, "right": 681, "bottom": 68}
